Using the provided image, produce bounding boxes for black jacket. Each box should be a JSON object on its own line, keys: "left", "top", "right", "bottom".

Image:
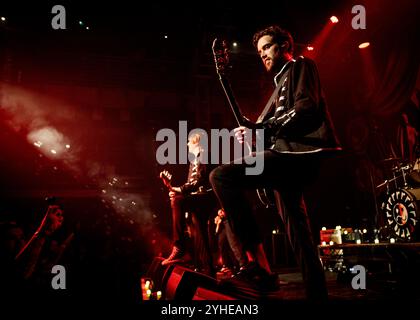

{"left": 261, "top": 56, "right": 341, "bottom": 154}
{"left": 180, "top": 154, "right": 208, "bottom": 195}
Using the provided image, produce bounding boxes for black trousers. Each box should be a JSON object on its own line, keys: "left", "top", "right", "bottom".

{"left": 210, "top": 149, "right": 327, "bottom": 299}
{"left": 170, "top": 192, "right": 215, "bottom": 272}
{"left": 218, "top": 219, "right": 248, "bottom": 269}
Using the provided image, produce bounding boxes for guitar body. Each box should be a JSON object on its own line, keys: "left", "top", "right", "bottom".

{"left": 212, "top": 39, "right": 275, "bottom": 208}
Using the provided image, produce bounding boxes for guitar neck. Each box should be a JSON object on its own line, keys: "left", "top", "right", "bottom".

{"left": 218, "top": 75, "right": 257, "bottom": 154}
{"left": 218, "top": 75, "right": 247, "bottom": 127}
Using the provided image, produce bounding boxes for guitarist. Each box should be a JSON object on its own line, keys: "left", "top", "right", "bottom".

{"left": 210, "top": 26, "right": 341, "bottom": 299}
{"left": 161, "top": 133, "right": 214, "bottom": 274}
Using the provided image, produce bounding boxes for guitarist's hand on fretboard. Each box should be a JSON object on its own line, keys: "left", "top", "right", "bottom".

{"left": 234, "top": 126, "right": 251, "bottom": 145}
{"left": 160, "top": 170, "right": 182, "bottom": 199}
{"left": 159, "top": 170, "right": 172, "bottom": 189}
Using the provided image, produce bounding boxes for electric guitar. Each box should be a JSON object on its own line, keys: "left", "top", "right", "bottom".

{"left": 212, "top": 38, "right": 275, "bottom": 208}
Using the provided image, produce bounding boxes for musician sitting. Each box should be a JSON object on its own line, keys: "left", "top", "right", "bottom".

{"left": 161, "top": 133, "right": 214, "bottom": 275}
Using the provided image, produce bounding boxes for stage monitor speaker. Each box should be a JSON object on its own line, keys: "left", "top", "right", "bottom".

{"left": 193, "top": 287, "right": 237, "bottom": 300}
{"left": 164, "top": 265, "right": 217, "bottom": 300}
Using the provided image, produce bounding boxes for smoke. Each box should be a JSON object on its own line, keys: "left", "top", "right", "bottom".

{"left": 98, "top": 175, "right": 155, "bottom": 227}
{"left": 0, "top": 83, "right": 74, "bottom": 131}
{"left": 0, "top": 82, "right": 156, "bottom": 231}
{"left": 0, "top": 82, "right": 81, "bottom": 173}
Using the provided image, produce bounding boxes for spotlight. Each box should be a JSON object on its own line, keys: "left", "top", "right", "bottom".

{"left": 330, "top": 16, "right": 339, "bottom": 23}
{"left": 1, "top": 16, "right": 6, "bottom": 22}
{"left": 232, "top": 42, "right": 238, "bottom": 47}
{"left": 307, "top": 45, "right": 314, "bottom": 51}
{"left": 358, "top": 42, "right": 370, "bottom": 49}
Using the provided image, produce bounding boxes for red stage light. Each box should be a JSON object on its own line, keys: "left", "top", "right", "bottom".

{"left": 330, "top": 16, "right": 339, "bottom": 23}
{"left": 307, "top": 45, "right": 314, "bottom": 51}
{"left": 358, "top": 42, "right": 370, "bottom": 49}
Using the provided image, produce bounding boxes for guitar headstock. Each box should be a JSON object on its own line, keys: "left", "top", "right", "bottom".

{"left": 212, "top": 38, "right": 230, "bottom": 76}
{"left": 159, "top": 170, "right": 172, "bottom": 189}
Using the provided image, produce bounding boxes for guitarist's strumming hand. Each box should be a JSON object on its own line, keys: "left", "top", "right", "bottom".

{"left": 169, "top": 187, "right": 181, "bottom": 199}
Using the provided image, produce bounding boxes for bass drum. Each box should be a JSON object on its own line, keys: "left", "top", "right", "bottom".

{"left": 382, "top": 188, "right": 419, "bottom": 241}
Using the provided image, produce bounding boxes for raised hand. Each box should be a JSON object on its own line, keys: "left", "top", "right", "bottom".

{"left": 37, "top": 205, "right": 64, "bottom": 236}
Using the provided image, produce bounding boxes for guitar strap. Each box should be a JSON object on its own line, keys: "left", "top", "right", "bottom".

{"left": 256, "top": 59, "right": 294, "bottom": 124}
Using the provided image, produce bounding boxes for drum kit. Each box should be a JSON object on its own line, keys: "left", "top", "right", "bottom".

{"left": 377, "top": 157, "right": 420, "bottom": 241}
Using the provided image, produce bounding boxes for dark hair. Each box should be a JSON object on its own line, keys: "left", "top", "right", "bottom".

{"left": 252, "top": 25, "right": 294, "bottom": 54}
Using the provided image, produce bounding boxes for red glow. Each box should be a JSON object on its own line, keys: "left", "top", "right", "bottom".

{"left": 359, "top": 42, "right": 370, "bottom": 49}
{"left": 304, "top": 21, "right": 334, "bottom": 59}
{"left": 330, "top": 16, "right": 339, "bottom": 23}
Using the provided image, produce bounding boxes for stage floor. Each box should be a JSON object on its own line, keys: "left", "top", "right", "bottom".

{"left": 146, "top": 240, "right": 420, "bottom": 301}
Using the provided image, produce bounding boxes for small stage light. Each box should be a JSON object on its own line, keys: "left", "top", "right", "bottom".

{"left": 330, "top": 16, "right": 339, "bottom": 23}
{"left": 307, "top": 45, "right": 314, "bottom": 51}
{"left": 232, "top": 42, "right": 238, "bottom": 47}
{"left": 50, "top": 149, "right": 57, "bottom": 154}
{"left": 1, "top": 17, "right": 6, "bottom": 22}
{"left": 358, "top": 42, "right": 370, "bottom": 49}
